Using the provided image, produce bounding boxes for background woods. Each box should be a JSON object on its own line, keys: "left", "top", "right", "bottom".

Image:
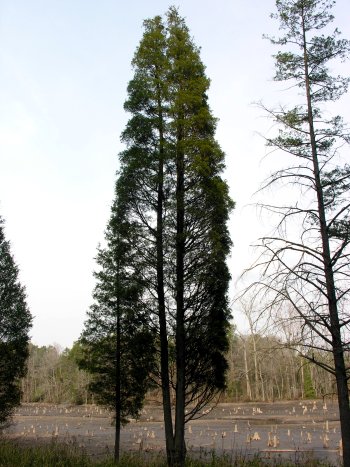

{"left": 21, "top": 344, "right": 92, "bottom": 405}
{"left": 21, "top": 332, "right": 337, "bottom": 406}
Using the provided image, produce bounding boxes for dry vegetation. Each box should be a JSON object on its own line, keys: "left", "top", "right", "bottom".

{"left": 1, "top": 401, "right": 343, "bottom": 466}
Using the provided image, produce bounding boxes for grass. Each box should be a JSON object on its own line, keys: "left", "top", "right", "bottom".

{"left": 0, "top": 440, "right": 336, "bottom": 466}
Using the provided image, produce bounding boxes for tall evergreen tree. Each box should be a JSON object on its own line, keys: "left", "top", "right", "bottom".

{"left": 121, "top": 15, "right": 175, "bottom": 461}
{"left": 0, "top": 215, "right": 32, "bottom": 425}
{"left": 121, "top": 8, "right": 233, "bottom": 466}
{"left": 247, "top": 0, "right": 350, "bottom": 462}
{"left": 79, "top": 175, "right": 156, "bottom": 462}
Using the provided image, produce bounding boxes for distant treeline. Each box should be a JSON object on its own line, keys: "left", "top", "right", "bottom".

{"left": 226, "top": 333, "right": 336, "bottom": 402}
{"left": 21, "top": 343, "right": 92, "bottom": 405}
{"left": 21, "top": 335, "right": 336, "bottom": 405}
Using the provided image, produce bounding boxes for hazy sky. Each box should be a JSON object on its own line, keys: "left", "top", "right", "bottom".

{"left": 1, "top": 0, "right": 349, "bottom": 348}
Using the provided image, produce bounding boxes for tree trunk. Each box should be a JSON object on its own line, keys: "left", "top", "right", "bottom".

{"left": 114, "top": 268, "right": 121, "bottom": 462}
{"left": 156, "top": 94, "right": 175, "bottom": 465}
{"left": 174, "top": 123, "right": 186, "bottom": 467}
{"left": 259, "top": 364, "right": 265, "bottom": 402}
{"left": 242, "top": 338, "right": 252, "bottom": 400}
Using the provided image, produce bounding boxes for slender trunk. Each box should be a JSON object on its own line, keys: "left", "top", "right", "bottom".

{"left": 253, "top": 341, "right": 259, "bottom": 400}
{"left": 242, "top": 338, "right": 252, "bottom": 400}
{"left": 278, "top": 374, "right": 283, "bottom": 400}
{"left": 301, "top": 13, "right": 350, "bottom": 464}
{"left": 114, "top": 263, "right": 121, "bottom": 462}
{"left": 300, "top": 355, "right": 305, "bottom": 399}
{"left": 259, "top": 364, "right": 265, "bottom": 401}
{"left": 291, "top": 355, "right": 297, "bottom": 399}
{"left": 174, "top": 123, "right": 186, "bottom": 467}
{"left": 286, "top": 370, "right": 291, "bottom": 399}
{"left": 246, "top": 314, "right": 261, "bottom": 400}
{"left": 156, "top": 91, "right": 175, "bottom": 465}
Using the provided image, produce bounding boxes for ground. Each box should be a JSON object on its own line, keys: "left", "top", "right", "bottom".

{"left": 2, "top": 400, "right": 343, "bottom": 465}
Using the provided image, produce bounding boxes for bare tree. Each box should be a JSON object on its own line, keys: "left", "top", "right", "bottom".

{"left": 244, "top": 0, "right": 350, "bottom": 461}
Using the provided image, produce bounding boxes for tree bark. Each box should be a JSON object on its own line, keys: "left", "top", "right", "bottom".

{"left": 242, "top": 337, "right": 252, "bottom": 401}
{"left": 114, "top": 283, "right": 121, "bottom": 462}
{"left": 156, "top": 92, "right": 175, "bottom": 465}
{"left": 174, "top": 122, "right": 186, "bottom": 467}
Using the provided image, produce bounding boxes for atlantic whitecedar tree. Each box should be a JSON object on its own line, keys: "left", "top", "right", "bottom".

{"left": 0, "top": 215, "right": 32, "bottom": 425}
{"left": 119, "top": 8, "right": 233, "bottom": 466}
{"left": 79, "top": 174, "right": 157, "bottom": 462}
{"left": 247, "top": 0, "right": 350, "bottom": 462}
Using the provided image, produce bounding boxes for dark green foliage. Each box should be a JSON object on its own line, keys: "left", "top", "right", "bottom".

{"left": 119, "top": 8, "right": 234, "bottom": 465}
{"left": 79, "top": 179, "right": 156, "bottom": 424}
{"left": 123, "top": 5, "right": 233, "bottom": 412}
{"left": 0, "top": 216, "right": 32, "bottom": 425}
{"left": 79, "top": 330, "right": 155, "bottom": 423}
{"left": 80, "top": 9, "right": 233, "bottom": 465}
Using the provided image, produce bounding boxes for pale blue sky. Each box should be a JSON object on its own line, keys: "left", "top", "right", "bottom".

{"left": 1, "top": 0, "right": 349, "bottom": 348}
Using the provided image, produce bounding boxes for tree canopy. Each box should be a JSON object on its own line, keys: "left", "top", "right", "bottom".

{"left": 0, "top": 216, "right": 32, "bottom": 425}
{"left": 118, "top": 8, "right": 233, "bottom": 466}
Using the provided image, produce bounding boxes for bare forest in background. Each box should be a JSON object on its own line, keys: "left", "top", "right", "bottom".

{"left": 21, "top": 333, "right": 338, "bottom": 407}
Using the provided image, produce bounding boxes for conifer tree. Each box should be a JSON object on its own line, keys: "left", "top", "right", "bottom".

{"left": 79, "top": 174, "right": 156, "bottom": 462}
{"left": 120, "top": 8, "right": 233, "bottom": 466}
{"left": 0, "top": 215, "right": 32, "bottom": 425}
{"left": 248, "top": 0, "right": 350, "bottom": 461}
